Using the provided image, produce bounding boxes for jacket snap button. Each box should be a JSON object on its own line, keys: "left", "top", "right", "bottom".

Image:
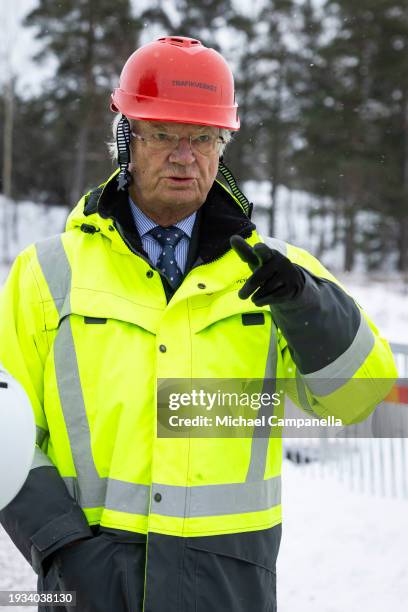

{"left": 159, "top": 344, "right": 167, "bottom": 353}
{"left": 146, "top": 270, "right": 154, "bottom": 278}
{"left": 154, "top": 493, "right": 162, "bottom": 502}
{"left": 197, "top": 283, "right": 206, "bottom": 289}
{"left": 108, "top": 225, "right": 115, "bottom": 232}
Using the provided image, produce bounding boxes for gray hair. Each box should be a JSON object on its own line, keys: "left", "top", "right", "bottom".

{"left": 107, "top": 114, "right": 232, "bottom": 161}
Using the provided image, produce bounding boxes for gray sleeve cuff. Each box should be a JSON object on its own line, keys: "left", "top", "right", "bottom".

{"left": 270, "top": 268, "right": 362, "bottom": 374}
{"left": 30, "top": 507, "right": 93, "bottom": 573}
{"left": 0, "top": 466, "right": 93, "bottom": 574}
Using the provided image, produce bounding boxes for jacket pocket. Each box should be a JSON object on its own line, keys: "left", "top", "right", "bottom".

{"left": 185, "top": 524, "right": 281, "bottom": 612}
{"left": 53, "top": 534, "right": 132, "bottom": 612}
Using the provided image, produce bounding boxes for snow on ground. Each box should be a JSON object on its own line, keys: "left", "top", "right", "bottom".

{"left": 279, "top": 460, "right": 408, "bottom": 612}
{"left": 0, "top": 529, "right": 36, "bottom": 611}
{"left": 1, "top": 460, "right": 407, "bottom": 611}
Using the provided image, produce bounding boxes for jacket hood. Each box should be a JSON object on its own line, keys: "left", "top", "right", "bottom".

{"left": 65, "top": 169, "right": 121, "bottom": 236}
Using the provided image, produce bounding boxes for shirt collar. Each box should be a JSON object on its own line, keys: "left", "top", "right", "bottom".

{"left": 129, "top": 196, "right": 196, "bottom": 238}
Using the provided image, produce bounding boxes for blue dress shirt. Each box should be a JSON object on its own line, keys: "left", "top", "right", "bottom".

{"left": 129, "top": 197, "right": 196, "bottom": 274}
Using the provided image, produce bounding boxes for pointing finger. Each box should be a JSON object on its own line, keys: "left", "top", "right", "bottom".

{"left": 230, "top": 235, "right": 259, "bottom": 271}
{"left": 252, "top": 243, "right": 274, "bottom": 265}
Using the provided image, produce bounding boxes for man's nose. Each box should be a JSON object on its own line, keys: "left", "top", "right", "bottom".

{"left": 168, "top": 137, "right": 196, "bottom": 164}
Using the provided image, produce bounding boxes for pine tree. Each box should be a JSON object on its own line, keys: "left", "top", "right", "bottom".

{"left": 24, "top": 0, "right": 142, "bottom": 206}
{"left": 292, "top": 0, "right": 408, "bottom": 271}
{"left": 293, "top": 0, "right": 390, "bottom": 270}
{"left": 243, "top": 0, "right": 298, "bottom": 235}
{"left": 366, "top": 2, "right": 408, "bottom": 270}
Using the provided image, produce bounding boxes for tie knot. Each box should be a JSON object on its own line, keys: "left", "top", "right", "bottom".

{"left": 149, "top": 225, "right": 185, "bottom": 248}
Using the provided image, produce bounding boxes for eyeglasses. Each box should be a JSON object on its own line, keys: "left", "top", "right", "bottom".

{"left": 131, "top": 130, "right": 225, "bottom": 156}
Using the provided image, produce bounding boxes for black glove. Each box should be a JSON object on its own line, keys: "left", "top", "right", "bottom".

{"left": 230, "top": 235, "right": 305, "bottom": 306}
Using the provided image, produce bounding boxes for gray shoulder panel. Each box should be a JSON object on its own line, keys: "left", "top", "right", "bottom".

{"left": 260, "top": 235, "right": 288, "bottom": 256}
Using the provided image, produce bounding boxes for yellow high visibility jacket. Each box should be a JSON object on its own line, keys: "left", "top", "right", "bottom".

{"left": 0, "top": 171, "right": 397, "bottom": 610}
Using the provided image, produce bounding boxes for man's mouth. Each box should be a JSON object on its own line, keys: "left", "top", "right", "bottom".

{"left": 166, "top": 177, "right": 195, "bottom": 182}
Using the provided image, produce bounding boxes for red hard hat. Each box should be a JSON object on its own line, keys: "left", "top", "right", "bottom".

{"left": 111, "top": 36, "right": 239, "bottom": 130}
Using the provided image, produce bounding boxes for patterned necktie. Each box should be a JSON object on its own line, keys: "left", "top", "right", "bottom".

{"left": 149, "top": 226, "right": 185, "bottom": 289}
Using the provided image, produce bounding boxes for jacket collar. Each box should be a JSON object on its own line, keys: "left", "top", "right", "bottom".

{"left": 84, "top": 172, "right": 256, "bottom": 265}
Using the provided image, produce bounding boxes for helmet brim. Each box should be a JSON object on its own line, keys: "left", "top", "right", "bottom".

{"left": 111, "top": 90, "right": 240, "bottom": 131}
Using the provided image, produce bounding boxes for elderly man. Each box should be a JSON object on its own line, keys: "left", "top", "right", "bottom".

{"left": 0, "top": 36, "right": 397, "bottom": 612}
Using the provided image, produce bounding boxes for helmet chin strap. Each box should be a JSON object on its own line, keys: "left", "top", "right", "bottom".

{"left": 218, "top": 157, "right": 253, "bottom": 218}
{"left": 116, "top": 115, "right": 132, "bottom": 191}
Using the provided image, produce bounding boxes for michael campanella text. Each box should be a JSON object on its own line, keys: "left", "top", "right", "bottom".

{"left": 168, "top": 415, "right": 344, "bottom": 428}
